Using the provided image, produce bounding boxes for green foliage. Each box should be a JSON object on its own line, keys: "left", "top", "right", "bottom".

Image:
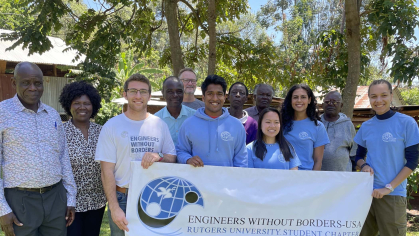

{"left": 367, "top": 0, "right": 419, "bottom": 85}
{"left": 95, "top": 99, "right": 121, "bottom": 126}
{"left": 400, "top": 87, "right": 419, "bottom": 105}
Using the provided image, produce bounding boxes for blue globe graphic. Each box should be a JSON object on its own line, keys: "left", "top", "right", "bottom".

{"left": 139, "top": 177, "right": 204, "bottom": 221}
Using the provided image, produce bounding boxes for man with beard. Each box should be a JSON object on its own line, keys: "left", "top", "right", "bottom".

{"left": 179, "top": 68, "right": 205, "bottom": 109}
{"left": 96, "top": 74, "right": 176, "bottom": 236}
{"left": 228, "top": 82, "right": 258, "bottom": 144}
{"left": 245, "top": 84, "right": 274, "bottom": 122}
{"left": 176, "top": 75, "right": 247, "bottom": 167}
{"left": 155, "top": 76, "right": 196, "bottom": 145}
{"left": 320, "top": 91, "right": 357, "bottom": 171}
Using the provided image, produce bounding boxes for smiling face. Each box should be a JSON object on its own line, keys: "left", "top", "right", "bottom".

{"left": 163, "top": 79, "right": 184, "bottom": 108}
{"left": 179, "top": 71, "right": 197, "bottom": 95}
{"left": 291, "top": 88, "right": 310, "bottom": 114}
{"left": 202, "top": 83, "right": 226, "bottom": 117}
{"left": 261, "top": 111, "right": 280, "bottom": 140}
{"left": 123, "top": 81, "right": 151, "bottom": 113}
{"left": 255, "top": 85, "right": 273, "bottom": 110}
{"left": 228, "top": 84, "right": 247, "bottom": 109}
{"left": 70, "top": 95, "right": 93, "bottom": 123}
{"left": 12, "top": 63, "right": 44, "bottom": 110}
{"left": 369, "top": 83, "right": 393, "bottom": 115}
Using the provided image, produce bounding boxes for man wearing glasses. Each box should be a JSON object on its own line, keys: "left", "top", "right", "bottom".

{"left": 178, "top": 68, "right": 205, "bottom": 110}
{"left": 95, "top": 74, "right": 176, "bottom": 236}
{"left": 320, "top": 91, "right": 357, "bottom": 172}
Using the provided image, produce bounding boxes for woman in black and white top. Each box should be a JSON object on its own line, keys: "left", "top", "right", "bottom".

{"left": 59, "top": 81, "right": 107, "bottom": 236}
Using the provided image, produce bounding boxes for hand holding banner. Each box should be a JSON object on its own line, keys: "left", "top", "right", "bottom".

{"left": 126, "top": 162, "right": 373, "bottom": 236}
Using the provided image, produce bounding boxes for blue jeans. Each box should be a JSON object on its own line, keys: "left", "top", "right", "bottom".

{"left": 107, "top": 190, "right": 128, "bottom": 236}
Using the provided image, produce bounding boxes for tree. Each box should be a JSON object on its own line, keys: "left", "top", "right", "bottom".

{"left": 341, "top": 0, "right": 361, "bottom": 118}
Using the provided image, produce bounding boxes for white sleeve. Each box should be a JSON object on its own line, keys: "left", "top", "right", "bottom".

{"left": 161, "top": 121, "right": 176, "bottom": 155}
{"left": 95, "top": 123, "right": 117, "bottom": 163}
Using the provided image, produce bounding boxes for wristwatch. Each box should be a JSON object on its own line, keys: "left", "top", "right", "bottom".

{"left": 385, "top": 184, "right": 394, "bottom": 192}
{"left": 158, "top": 153, "right": 164, "bottom": 162}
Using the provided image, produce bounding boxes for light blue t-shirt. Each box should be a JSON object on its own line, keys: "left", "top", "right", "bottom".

{"left": 247, "top": 142, "right": 301, "bottom": 169}
{"left": 154, "top": 105, "right": 196, "bottom": 146}
{"left": 354, "top": 112, "right": 419, "bottom": 197}
{"left": 284, "top": 118, "right": 330, "bottom": 170}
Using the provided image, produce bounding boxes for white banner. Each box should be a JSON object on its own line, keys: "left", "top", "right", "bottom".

{"left": 126, "top": 162, "right": 373, "bottom": 236}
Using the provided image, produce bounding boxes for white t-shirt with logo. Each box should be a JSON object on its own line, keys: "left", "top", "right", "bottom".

{"left": 95, "top": 113, "right": 176, "bottom": 188}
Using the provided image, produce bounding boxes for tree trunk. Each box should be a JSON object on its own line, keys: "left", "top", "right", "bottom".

{"left": 207, "top": 0, "right": 216, "bottom": 75}
{"left": 164, "top": 0, "right": 185, "bottom": 75}
{"left": 341, "top": 0, "right": 361, "bottom": 119}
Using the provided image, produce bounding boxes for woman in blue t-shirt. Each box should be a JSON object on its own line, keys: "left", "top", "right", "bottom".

{"left": 247, "top": 108, "right": 300, "bottom": 169}
{"left": 280, "top": 84, "right": 330, "bottom": 170}
{"left": 355, "top": 80, "right": 419, "bottom": 236}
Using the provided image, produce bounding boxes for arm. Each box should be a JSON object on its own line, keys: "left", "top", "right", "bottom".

{"left": 57, "top": 119, "right": 77, "bottom": 226}
{"left": 101, "top": 161, "right": 129, "bottom": 232}
{"left": 176, "top": 124, "right": 193, "bottom": 164}
{"left": 247, "top": 145, "right": 254, "bottom": 168}
{"left": 312, "top": 145, "right": 324, "bottom": 171}
{"left": 373, "top": 144, "right": 419, "bottom": 198}
{"left": 0, "top": 128, "right": 23, "bottom": 236}
{"left": 233, "top": 126, "right": 248, "bottom": 167}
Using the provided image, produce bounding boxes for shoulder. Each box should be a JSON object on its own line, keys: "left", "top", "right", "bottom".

{"left": 196, "top": 99, "right": 205, "bottom": 105}
{"left": 395, "top": 112, "right": 417, "bottom": 125}
{"left": 102, "top": 114, "right": 124, "bottom": 129}
{"left": 226, "top": 115, "right": 244, "bottom": 127}
{"left": 154, "top": 107, "right": 165, "bottom": 117}
{"left": 182, "top": 105, "right": 197, "bottom": 114}
{"left": 43, "top": 104, "right": 60, "bottom": 116}
{"left": 91, "top": 122, "right": 102, "bottom": 131}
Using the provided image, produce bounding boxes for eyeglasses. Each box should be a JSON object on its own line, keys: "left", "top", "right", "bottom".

{"left": 324, "top": 100, "right": 341, "bottom": 106}
{"left": 127, "top": 88, "right": 149, "bottom": 96}
{"left": 181, "top": 79, "right": 197, "bottom": 84}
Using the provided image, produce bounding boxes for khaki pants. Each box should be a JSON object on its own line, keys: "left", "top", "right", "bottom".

{"left": 360, "top": 195, "right": 407, "bottom": 236}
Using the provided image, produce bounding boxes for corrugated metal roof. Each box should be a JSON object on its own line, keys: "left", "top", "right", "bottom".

{"left": 0, "top": 29, "right": 85, "bottom": 66}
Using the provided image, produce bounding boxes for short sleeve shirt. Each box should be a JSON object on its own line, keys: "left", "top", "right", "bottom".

{"left": 354, "top": 112, "right": 419, "bottom": 197}
{"left": 95, "top": 113, "right": 176, "bottom": 188}
{"left": 247, "top": 142, "right": 301, "bottom": 170}
{"left": 284, "top": 118, "right": 330, "bottom": 170}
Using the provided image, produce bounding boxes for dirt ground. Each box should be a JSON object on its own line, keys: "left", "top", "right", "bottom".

{"left": 407, "top": 197, "right": 419, "bottom": 233}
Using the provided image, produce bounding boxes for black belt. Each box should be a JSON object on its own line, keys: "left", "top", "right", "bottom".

{"left": 16, "top": 180, "right": 61, "bottom": 194}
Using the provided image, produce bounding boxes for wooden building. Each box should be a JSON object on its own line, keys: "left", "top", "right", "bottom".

{"left": 0, "top": 29, "right": 84, "bottom": 116}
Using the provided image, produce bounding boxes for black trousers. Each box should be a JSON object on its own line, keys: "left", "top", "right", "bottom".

{"left": 4, "top": 181, "right": 67, "bottom": 236}
{"left": 67, "top": 206, "right": 105, "bottom": 236}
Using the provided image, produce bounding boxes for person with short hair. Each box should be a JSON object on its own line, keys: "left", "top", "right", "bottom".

{"left": 281, "top": 84, "right": 330, "bottom": 170}
{"left": 95, "top": 74, "right": 176, "bottom": 236}
{"left": 247, "top": 108, "right": 300, "bottom": 170}
{"left": 0, "top": 62, "right": 77, "bottom": 236}
{"left": 320, "top": 91, "right": 357, "bottom": 172}
{"left": 59, "top": 81, "right": 107, "bottom": 236}
{"left": 244, "top": 84, "right": 274, "bottom": 122}
{"left": 355, "top": 80, "right": 419, "bottom": 236}
{"left": 155, "top": 76, "right": 196, "bottom": 146}
{"left": 176, "top": 75, "right": 247, "bottom": 167}
{"left": 228, "top": 82, "right": 257, "bottom": 144}
{"left": 178, "top": 68, "right": 205, "bottom": 109}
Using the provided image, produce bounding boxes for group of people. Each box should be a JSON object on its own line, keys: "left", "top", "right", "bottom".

{"left": 0, "top": 62, "right": 418, "bottom": 236}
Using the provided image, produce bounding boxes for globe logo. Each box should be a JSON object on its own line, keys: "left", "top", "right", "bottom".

{"left": 382, "top": 132, "right": 396, "bottom": 142}
{"left": 138, "top": 176, "right": 204, "bottom": 230}
{"left": 299, "top": 132, "right": 309, "bottom": 140}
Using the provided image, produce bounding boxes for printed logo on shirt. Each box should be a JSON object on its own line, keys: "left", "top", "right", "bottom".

{"left": 299, "top": 132, "right": 310, "bottom": 140}
{"left": 277, "top": 153, "right": 286, "bottom": 163}
{"left": 382, "top": 132, "right": 396, "bottom": 142}
{"left": 220, "top": 131, "right": 234, "bottom": 141}
{"left": 121, "top": 131, "right": 128, "bottom": 138}
{"left": 130, "top": 135, "right": 160, "bottom": 154}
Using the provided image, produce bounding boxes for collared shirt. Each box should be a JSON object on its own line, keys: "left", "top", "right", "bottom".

{"left": 64, "top": 121, "right": 106, "bottom": 212}
{"left": 155, "top": 105, "right": 196, "bottom": 146}
{"left": 244, "top": 106, "right": 260, "bottom": 122}
{"left": 0, "top": 95, "right": 77, "bottom": 216}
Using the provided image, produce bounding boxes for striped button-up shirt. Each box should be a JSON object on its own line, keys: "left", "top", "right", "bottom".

{"left": 0, "top": 95, "right": 77, "bottom": 216}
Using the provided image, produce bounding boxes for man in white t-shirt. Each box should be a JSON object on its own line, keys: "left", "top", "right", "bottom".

{"left": 95, "top": 74, "right": 176, "bottom": 236}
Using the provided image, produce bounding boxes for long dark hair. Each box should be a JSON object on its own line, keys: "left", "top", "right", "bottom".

{"left": 253, "top": 108, "right": 295, "bottom": 162}
{"left": 281, "top": 84, "right": 320, "bottom": 133}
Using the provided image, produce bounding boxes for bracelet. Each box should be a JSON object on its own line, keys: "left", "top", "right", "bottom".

{"left": 360, "top": 163, "right": 370, "bottom": 170}
{"left": 158, "top": 156, "right": 164, "bottom": 162}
